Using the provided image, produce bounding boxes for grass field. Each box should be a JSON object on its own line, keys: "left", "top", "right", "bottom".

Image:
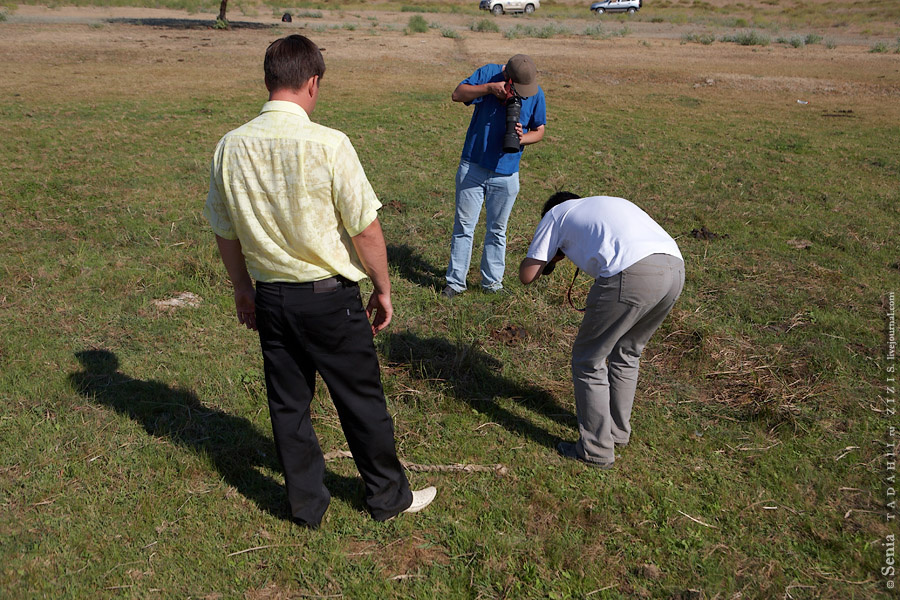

{"left": 1, "top": 3, "right": 899, "bottom": 598}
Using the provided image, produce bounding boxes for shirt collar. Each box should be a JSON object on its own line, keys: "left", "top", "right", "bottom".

{"left": 259, "top": 100, "right": 310, "bottom": 120}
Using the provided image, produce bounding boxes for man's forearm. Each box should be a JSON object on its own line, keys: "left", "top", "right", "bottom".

{"left": 452, "top": 82, "right": 506, "bottom": 103}
{"left": 350, "top": 218, "right": 391, "bottom": 294}
{"left": 519, "top": 257, "right": 546, "bottom": 285}
{"left": 215, "top": 235, "right": 253, "bottom": 290}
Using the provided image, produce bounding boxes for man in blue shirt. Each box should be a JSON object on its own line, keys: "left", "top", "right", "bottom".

{"left": 442, "top": 54, "right": 547, "bottom": 298}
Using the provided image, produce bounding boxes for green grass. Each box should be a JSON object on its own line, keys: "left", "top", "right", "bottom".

{"left": 777, "top": 34, "right": 806, "bottom": 47}
{"left": 804, "top": 32, "right": 823, "bottom": 44}
{"left": 504, "top": 23, "right": 572, "bottom": 39}
{"left": 470, "top": 17, "right": 499, "bottom": 33}
{"left": 682, "top": 31, "right": 716, "bottom": 44}
{"left": 583, "top": 22, "right": 631, "bottom": 39}
{"left": 406, "top": 13, "right": 428, "bottom": 33}
{"left": 1, "top": 15, "right": 899, "bottom": 600}
{"left": 720, "top": 29, "right": 771, "bottom": 45}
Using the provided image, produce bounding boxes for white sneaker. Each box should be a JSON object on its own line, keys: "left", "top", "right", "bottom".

{"left": 403, "top": 486, "right": 437, "bottom": 514}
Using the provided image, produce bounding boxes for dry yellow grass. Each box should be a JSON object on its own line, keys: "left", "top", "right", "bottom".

{"left": 2, "top": 7, "right": 898, "bottom": 109}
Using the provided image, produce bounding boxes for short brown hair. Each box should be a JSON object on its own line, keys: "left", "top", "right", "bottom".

{"left": 264, "top": 35, "right": 325, "bottom": 92}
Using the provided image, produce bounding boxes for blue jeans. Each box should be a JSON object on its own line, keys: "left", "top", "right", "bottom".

{"left": 445, "top": 160, "right": 520, "bottom": 292}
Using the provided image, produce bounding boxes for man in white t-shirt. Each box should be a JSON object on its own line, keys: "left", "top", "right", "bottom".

{"left": 519, "top": 192, "right": 684, "bottom": 468}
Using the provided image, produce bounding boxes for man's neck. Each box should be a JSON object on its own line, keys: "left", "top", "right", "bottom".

{"left": 269, "top": 87, "right": 315, "bottom": 116}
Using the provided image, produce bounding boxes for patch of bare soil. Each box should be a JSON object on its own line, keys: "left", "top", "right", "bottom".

{"left": 6, "top": 3, "right": 897, "bottom": 46}
{"left": 345, "top": 534, "right": 451, "bottom": 579}
{"left": 5, "top": 3, "right": 898, "bottom": 108}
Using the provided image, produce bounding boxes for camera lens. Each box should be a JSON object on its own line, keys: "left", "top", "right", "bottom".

{"left": 502, "top": 97, "right": 522, "bottom": 154}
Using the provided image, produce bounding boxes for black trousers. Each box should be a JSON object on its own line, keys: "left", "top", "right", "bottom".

{"left": 255, "top": 279, "right": 412, "bottom": 527}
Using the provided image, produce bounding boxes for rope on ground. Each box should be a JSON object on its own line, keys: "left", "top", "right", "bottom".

{"left": 323, "top": 449, "right": 510, "bottom": 476}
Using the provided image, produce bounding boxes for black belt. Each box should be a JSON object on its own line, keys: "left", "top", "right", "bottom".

{"left": 259, "top": 276, "right": 357, "bottom": 293}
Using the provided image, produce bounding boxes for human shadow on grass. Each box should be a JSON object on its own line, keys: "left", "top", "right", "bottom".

{"left": 386, "top": 244, "right": 444, "bottom": 291}
{"left": 108, "top": 18, "right": 275, "bottom": 30}
{"left": 384, "top": 332, "right": 575, "bottom": 450}
{"left": 69, "top": 349, "right": 362, "bottom": 522}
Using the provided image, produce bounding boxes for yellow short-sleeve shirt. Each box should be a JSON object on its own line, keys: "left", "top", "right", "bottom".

{"left": 204, "top": 101, "right": 381, "bottom": 283}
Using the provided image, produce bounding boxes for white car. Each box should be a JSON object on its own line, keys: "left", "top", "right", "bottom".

{"left": 590, "top": 0, "right": 641, "bottom": 13}
{"left": 480, "top": 0, "right": 540, "bottom": 16}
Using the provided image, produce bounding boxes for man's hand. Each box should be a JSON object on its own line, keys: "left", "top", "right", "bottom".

{"left": 519, "top": 252, "right": 564, "bottom": 285}
{"left": 487, "top": 80, "right": 510, "bottom": 100}
{"left": 234, "top": 284, "right": 257, "bottom": 331}
{"left": 364, "top": 290, "right": 393, "bottom": 335}
{"left": 451, "top": 80, "right": 511, "bottom": 103}
{"left": 516, "top": 123, "right": 545, "bottom": 147}
{"left": 350, "top": 218, "right": 394, "bottom": 336}
{"left": 215, "top": 235, "right": 258, "bottom": 331}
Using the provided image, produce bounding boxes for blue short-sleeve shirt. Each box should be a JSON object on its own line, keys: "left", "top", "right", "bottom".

{"left": 459, "top": 64, "right": 547, "bottom": 176}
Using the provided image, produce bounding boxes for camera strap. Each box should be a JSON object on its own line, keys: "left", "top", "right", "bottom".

{"left": 566, "top": 268, "right": 586, "bottom": 313}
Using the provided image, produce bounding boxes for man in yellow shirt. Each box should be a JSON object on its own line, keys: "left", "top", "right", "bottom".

{"left": 204, "top": 35, "right": 435, "bottom": 528}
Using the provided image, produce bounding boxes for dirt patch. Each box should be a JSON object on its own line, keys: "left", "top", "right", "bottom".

{"left": 690, "top": 226, "right": 728, "bottom": 240}
{"left": 345, "top": 534, "right": 451, "bottom": 579}
{"left": 3, "top": 4, "right": 897, "bottom": 117}
{"left": 490, "top": 324, "right": 528, "bottom": 345}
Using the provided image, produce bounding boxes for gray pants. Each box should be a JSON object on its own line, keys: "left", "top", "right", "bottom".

{"left": 571, "top": 253, "right": 685, "bottom": 464}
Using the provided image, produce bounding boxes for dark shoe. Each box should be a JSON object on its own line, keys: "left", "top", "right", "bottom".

{"left": 442, "top": 285, "right": 463, "bottom": 299}
{"left": 557, "top": 441, "right": 614, "bottom": 470}
{"left": 292, "top": 518, "right": 321, "bottom": 530}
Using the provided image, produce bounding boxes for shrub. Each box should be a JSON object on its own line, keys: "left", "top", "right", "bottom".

{"left": 777, "top": 35, "right": 805, "bottom": 48}
{"left": 441, "top": 28, "right": 461, "bottom": 39}
{"left": 407, "top": 14, "right": 428, "bottom": 34}
{"left": 721, "top": 30, "right": 770, "bottom": 46}
{"left": 804, "top": 33, "right": 822, "bottom": 45}
{"left": 297, "top": 10, "right": 323, "bottom": 18}
{"left": 824, "top": 38, "right": 837, "bottom": 49}
{"left": 402, "top": 5, "right": 439, "bottom": 12}
{"left": 869, "top": 41, "right": 889, "bottom": 53}
{"left": 682, "top": 32, "right": 715, "bottom": 45}
{"left": 505, "top": 23, "right": 570, "bottom": 39}
{"left": 584, "top": 23, "right": 605, "bottom": 38}
{"left": 471, "top": 18, "right": 500, "bottom": 33}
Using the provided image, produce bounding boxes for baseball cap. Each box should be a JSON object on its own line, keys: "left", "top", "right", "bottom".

{"left": 505, "top": 54, "right": 539, "bottom": 98}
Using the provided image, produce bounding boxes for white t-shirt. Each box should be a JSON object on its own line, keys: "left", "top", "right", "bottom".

{"left": 526, "top": 196, "right": 682, "bottom": 279}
